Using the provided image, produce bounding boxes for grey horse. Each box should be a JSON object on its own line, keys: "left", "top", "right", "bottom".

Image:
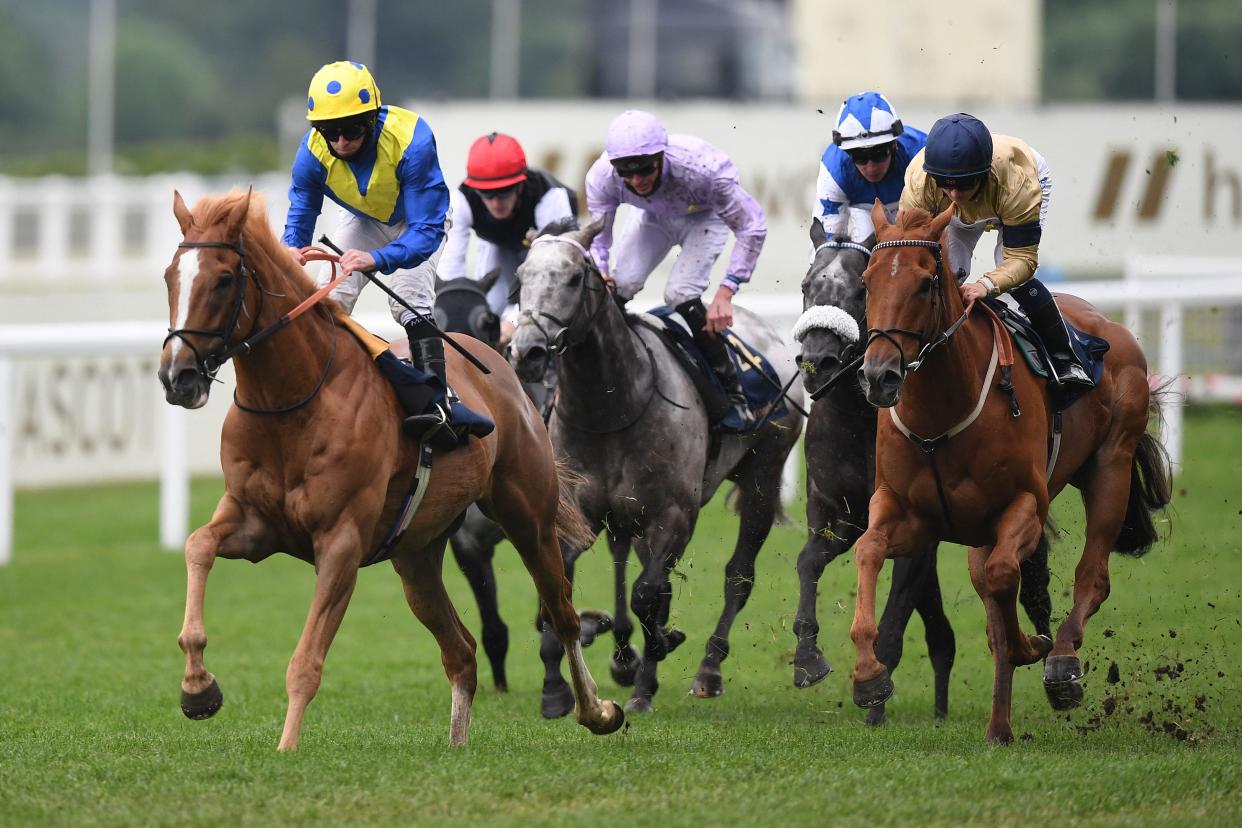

{"left": 792, "top": 221, "right": 1052, "bottom": 724}
{"left": 509, "top": 218, "right": 805, "bottom": 714}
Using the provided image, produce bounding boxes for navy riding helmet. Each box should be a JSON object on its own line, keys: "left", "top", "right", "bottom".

{"left": 923, "top": 113, "right": 993, "bottom": 178}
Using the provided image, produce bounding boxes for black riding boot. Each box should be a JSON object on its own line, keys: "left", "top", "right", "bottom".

{"left": 1027, "top": 301, "right": 1092, "bottom": 388}
{"left": 403, "top": 322, "right": 461, "bottom": 451}
{"left": 676, "top": 298, "right": 754, "bottom": 429}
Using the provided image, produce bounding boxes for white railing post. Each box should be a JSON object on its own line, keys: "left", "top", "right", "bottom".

{"left": 0, "top": 356, "right": 12, "bottom": 565}
{"left": 0, "top": 178, "right": 14, "bottom": 281}
{"left": 1159, "top": 303, "right": 1184, "bottom": 471}
{"left": 159, "top": 400, "right": 189, "bottom": 552}
{"left": 38, "top": 176, "right": 71, "bottom": 282}
{"left": 90, "top": 174, "right": 124, "bottom": 280}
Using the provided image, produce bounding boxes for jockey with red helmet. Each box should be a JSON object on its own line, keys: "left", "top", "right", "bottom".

{"left": 901, "top": 113, "right": 1092, "bottom": 387}
{"left": 281, "top": 61, "right": 464, "bottom": 446}
{"left": 440, "top": 132, "right": 579, "bottom": 346}
{"left": 584, "top": 109, "right": 767, "bottom": 427}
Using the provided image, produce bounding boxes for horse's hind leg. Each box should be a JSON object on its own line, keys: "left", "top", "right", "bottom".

{"left": 537, "top": 540, "right": 588, "bottom": 719}
{"left": 692, "top": 469, "right": 782, "bottom": 699}
{"left": 606, "top": 533, "right": 642, "bottom": 687}
{"left": 628, "top": 504, "right": 694, "bottom": 713}
{"left": 1045, "top": 454, "right": 1133, "bottom": 710}
{"left": 392, "top": 539, "right": 479, "bottom": 746}
{"left": 913, "top": 547, "right": 956, "bottom": 721}
{"left": 278, "top": 525, "right": 364, "bottom": 752}
{"left": 450, "top": 508, "right": 510, "bottom": 691}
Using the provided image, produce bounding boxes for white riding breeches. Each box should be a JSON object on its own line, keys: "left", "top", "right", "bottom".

{"left": 610, "top": 209, "right": 731, "bottom": 306}
{"left": 321, "top": 210, "right": 445, "bottom": 324}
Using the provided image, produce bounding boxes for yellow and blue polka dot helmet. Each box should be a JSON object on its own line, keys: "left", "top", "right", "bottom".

{"left": 306, "top": 61, "right": 381, "bottom": 122}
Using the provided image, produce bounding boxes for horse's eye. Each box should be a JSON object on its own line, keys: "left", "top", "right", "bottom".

{"left": 917, "top": 276, "right": 933, "bottom": 295}
{"left": 215, "top": 271, "right": 235, "bottom": 290}
{"left": 567, "top": 271, "right": 582, "bottom": 287}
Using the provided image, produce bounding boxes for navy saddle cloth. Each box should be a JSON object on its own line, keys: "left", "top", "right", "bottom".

{"left": 374, "top": 350, "right": 495, "bottom": 437}
{"left": 983, "top": 298, "right": 1110, "bottom": 411}
{"left": 644, "top": 306, "right": 788, "bottom": 433}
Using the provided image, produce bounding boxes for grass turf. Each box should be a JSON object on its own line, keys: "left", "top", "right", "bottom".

{"left": 1, "top": 408, "right": 1239, "bottom": 827}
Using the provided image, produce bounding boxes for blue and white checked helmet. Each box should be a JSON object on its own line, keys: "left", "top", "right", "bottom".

{"left": 832, "top": 91, "right": 904, "bottom": 150}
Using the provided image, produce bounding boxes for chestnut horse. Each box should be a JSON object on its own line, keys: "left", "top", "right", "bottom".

{"left": 851, "top": 203, "right": 1171, "bottom": 743}
{"left": 157, "top": 190, "right": 623, "bottom": 750}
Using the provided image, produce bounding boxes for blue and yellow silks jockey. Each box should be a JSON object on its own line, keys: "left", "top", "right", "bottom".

{"left": 282, "top": 60, "right": 489, "bottom": 451}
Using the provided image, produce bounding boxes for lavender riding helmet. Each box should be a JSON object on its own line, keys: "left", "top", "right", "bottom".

{"left": 605, "top": 110, "right": 669, "bottom": 161}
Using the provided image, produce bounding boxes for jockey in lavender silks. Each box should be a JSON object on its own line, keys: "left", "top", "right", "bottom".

{"left": 584, "top": 109, "right": 767, "bottom": 428}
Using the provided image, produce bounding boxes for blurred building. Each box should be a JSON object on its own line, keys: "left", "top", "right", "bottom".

{"left": 791, "top": 0, "right": 1041, "bottom": 106}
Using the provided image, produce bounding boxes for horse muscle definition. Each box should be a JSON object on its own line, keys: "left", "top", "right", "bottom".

{"left": 510, "top": 219, "right": 805, "bottom": 715}
{"left": 851, "top": 202, "right": 1171, "bottom": 743}
{"left": 157, "top": 189, "right": 623, "bottom": 750}
{"left": 791, "top": 221, "right": 1054, "bottom": 725}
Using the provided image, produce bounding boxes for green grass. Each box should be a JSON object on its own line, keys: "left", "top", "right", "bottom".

{"left": 2, "top": 408, "right": 1240, "bottom": 827}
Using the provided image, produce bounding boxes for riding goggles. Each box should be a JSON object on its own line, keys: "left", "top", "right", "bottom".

{"left": 846, "top": 142, "right": 895, "bottom": 165}
{"left": 931, "top": 173, "right": 985, "bottom": 192}
{"left": 476, "top": 183, "right": 521, "bottom": 200}
{"left": 315, "top": 118, "right": 372, "bottom": 142}
{"left": 611, "top": 155, "right": 661, "bottom": 179}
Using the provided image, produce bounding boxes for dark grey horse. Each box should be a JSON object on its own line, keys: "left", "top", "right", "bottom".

{"left": 792, "top": 221, "right": 1052, "bottom": 723}
{"left": 434, "top": 270, "right": 609, "bottom": 692}
{"left": 510, "top": 219, "right": 805, "bottom": 714}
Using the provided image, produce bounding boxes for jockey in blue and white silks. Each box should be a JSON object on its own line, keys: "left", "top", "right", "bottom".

{"left": 812, "top": 91, "right": 927, "bottom": 244}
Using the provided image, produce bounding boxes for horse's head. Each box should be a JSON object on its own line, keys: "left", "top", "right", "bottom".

{"left": 858, "top": 201, "right": 955, "bottom": 407}
{"left": 509, "top": 216, "right": 608, "bottom": 382}
{"left": 158, "top": 189, "right": 258, "bottom": 409}
{"left": 433, "top": 269, "right": 502, "bottom": 349}
{"left": 792, "top": 220, "right": 872, "bottom": 397}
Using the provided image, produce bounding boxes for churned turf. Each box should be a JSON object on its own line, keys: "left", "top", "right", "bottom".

{"left": 1, "top": 408, "right": 1239, "bottom": 827}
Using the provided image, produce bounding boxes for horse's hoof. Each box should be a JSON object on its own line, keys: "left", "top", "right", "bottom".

{"left": 493, "top": 679, "right": 509, "bottom": 693}
{"left": 624, "top": 695, "right": 654, "bottom": 714}
{"left": 666, "top": 629, "right": 687, "bottom": 653}
{"left": 540, "top": 680, "right": 575, "bottom": 719}
{"left": 865, "top": 704, "right": 887, "bottom": 726}
{"left": 1044, "top": 655, "right": 1085, "bottom": 710}
{"left": 852, "top": 671, "right": 894, "bottom": 709}
{"left": 793, "top": 651, "right": 833, "bottom": 688}
{"left": 578, "top": 609, "right": 614, "bottom": 648}
{"left": 986, "top": 726, "right": 1015, "bottom": 745}
{"left": 180, "top": 678, "right": 223, "bottom": 720}
{"left": 610, "top": 646, "right": 641, "bottom": 687}
{"left": 690, "top": 667, "right": 724, "bottom": 698}
{"left": 584, "top": 700, "right": 625, "bottom": 736}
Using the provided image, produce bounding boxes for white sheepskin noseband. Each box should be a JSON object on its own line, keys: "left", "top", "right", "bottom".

{"left": 791, "top": 305, "right": 860, "bottom": 344}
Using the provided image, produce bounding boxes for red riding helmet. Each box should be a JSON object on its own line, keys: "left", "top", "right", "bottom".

{"left": 464, "top": 132, "right": 528, "bottom": 190}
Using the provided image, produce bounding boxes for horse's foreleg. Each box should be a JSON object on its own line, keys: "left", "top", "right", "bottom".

{"left": 865, "top": 551, "right": 935, "bottom": 725}
{"left": 692, "top": 476, "right": 779, "bottom": 699}
{"left": 793, "top": 516, "right": 862, "bottom": 688}
{"left": 393, "top": 539, "right": 479, "bottom": 746}
{"left": 1046, "top": 455, "right": 1132, "bottom": 710}
{"left": 604, "top": 533, "right": 641, "bottom": 687}
{"left": 278, "top": 526, "right": 362, "bottom": 752}
{"left": 968, "top": 544, "right": 1016, "bottom": 745}
{"left": 850, "top": 525, "right": 894, "bottom": 708}
{"left": 628, "top": 506, "right": 693, "bottom": 713}
{"left": 178, "top": 525, "right": 222, "bottom": 719}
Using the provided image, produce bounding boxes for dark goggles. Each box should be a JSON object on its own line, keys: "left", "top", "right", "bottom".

{"left": 846, "top": 143, "right": 895, "bottom": 165}
{"left": 475, "top": 183, "right": 521, "bottom": 200}
{"left": 315, "top": 119, "right": 371, "bottom": 142}
{"left": 931, "top": 173, "right": 985, "bottom": 191}
{"left": 611, "top": 155, "right": 661, "bottom": 179}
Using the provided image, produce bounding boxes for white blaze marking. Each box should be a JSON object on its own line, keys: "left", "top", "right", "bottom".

{"left": 170, "top": 250, "right": 201, "bottom": 362}
{"left": 889, "top": 253, "right": 900, "bottom": 277}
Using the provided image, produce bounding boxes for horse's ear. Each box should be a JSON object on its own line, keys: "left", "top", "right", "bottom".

{"left": 809, "top": 218, "right": 827, "bottom": 247}
{"left": 929, "top": 205, "right": 954, "bottom": 240}
{"left": 870, "top": 199, "right": 890, "bottom": 232}
{"left": 479, "top": 266, "right": 502, "bottom": 295}
{"left": 173, "top": 190, "right": 194, "bottom": 235}
{"left": 568, "top": 214, "right": 607, "bottom": 248}
{"left": 225, "top": 187, "right": 253, "bottom": 240}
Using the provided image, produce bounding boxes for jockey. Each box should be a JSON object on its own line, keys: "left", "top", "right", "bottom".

{"left": 440, "top": 132, "right": 579, "bottom": 347}
{"left": 281, "top": 60, "right": 463, "bottom": 448}
{"left": 900, "top": 113, "right": 1093, "bottom": 388}
{"left": 585, "top": 109, "right": 767, "bottom": 428}
{"left": 813, "top": 91, "right": 927, "bottom": 243}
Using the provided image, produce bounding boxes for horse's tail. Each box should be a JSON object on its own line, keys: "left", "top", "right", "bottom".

{"left": 554, "top": 460, "right": 597, "bottom": 552}
{"left": 1115, "top": 384, "right": 1175, "bottom": 556}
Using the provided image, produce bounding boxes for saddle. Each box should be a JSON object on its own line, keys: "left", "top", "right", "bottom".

{"left": 629, "top": 306, "right": 789, "bottom": 433}
{"left": 981, "top": 297, "right": 1110, "bottom": 412}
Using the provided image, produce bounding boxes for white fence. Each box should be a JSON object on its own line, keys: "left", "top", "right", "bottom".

{"left": 5, "top": 270, "right": 1242, "bottom": 564}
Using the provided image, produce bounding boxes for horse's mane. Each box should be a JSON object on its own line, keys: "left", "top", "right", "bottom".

{"left": 192, "top": 190, "right": 343, "bottom": 319}
{"left": 893, "top": 206, "right": 936, "bottom": 236}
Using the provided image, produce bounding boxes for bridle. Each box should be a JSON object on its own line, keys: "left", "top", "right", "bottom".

{"left": 165, "top": 236, "right": 337, "bottom": 415}
{"left": 864, "top": 238, "right": 971, "bottom": 378}
{"left": 514, "top": 235, "right": 612, "bottom": 355}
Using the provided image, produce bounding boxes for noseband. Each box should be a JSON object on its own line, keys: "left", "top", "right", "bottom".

{"left": 516, "top": 236, "right": 611, "bottom": 355}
